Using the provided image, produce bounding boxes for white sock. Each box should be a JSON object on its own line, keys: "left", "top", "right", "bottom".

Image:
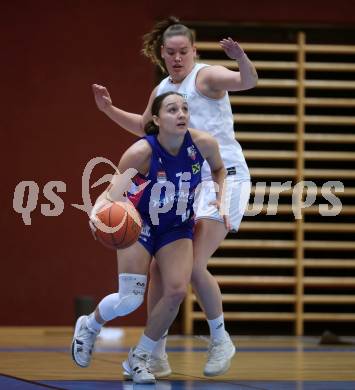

{"left": 152, "top": 330, "right": 168, "bottom": 358}
{"left": 207, "top": 314, "right": 226, "bottom": 342}
{"left": 86, "top": 312, "right": 102, "bottom": 333}
{"left": 136, "top": 333, "right": 158, "bottom": 354}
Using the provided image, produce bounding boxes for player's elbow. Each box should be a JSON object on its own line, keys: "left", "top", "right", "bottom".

{"left": 211, "top": 166, "right": 227, "bottom": 181}
{"left": 250, "top": 72, "right": 258, "bottom": 88}
{"left": 241, "top": 73, "right": 258, "bottom": 90}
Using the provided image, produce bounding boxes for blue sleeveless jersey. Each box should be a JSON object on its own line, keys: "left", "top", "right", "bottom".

{"left": 127, "top": 130, "right": 204, "bottom": 232}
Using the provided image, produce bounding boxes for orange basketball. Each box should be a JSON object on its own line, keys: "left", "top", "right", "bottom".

{"left": 93, "top": 201, "right": 142, "bottom": 250}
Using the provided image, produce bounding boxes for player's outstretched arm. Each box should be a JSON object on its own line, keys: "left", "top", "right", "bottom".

{"left": 92, "top": 84, "right": 157, "bottom": 137}
{"left": 199, "top": 38, "right": 258, "bottom": 92}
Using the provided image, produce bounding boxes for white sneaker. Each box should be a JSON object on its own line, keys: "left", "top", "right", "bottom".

{"left": 203, "top": 332, "right": 236, "bottom": 377}
{"left": 122, "top": 354, "right": 172, "bottom": 379}
{"left": 71, "top": 315, "right": 99, "bottom": 367}
{"left": 125, "top": 347, "right": 156, "bottom": 384}
{"left": 148, "top": 354, "right": 172, "bottom": 378}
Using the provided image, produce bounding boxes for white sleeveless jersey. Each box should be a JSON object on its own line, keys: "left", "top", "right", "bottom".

{"left": 156, "top": 63, "right": 250, "bottom": 180}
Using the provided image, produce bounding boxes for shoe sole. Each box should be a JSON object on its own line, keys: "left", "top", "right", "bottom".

{"left": 71, "top": 316, "right": 89, "bottom": 368}
{"left": 203, "top": 344, "right": 236, "bottom": 377}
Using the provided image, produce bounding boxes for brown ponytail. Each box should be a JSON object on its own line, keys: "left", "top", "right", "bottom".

{"left": 142, "top": 16, "right": 194, "bottom": 73}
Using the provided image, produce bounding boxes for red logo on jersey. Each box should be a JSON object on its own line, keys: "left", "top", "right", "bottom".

{"left": 187, "top": 146, "right": 196, "bottom": 160}
{"left": 157, "top": 171, "right": 167, "bottom": 183}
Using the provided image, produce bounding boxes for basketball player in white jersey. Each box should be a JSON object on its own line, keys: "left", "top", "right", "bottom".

{"left": 92, "top": 16, "right": 257, "bottom": 377}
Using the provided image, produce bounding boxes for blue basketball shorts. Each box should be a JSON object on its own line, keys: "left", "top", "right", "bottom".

{"left": 137, "top": 217, "right": 194, "bottom": 256}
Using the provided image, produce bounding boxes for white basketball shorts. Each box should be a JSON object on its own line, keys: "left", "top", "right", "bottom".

{"left": 194, "top": 177, "right": 251, "bottom": 232}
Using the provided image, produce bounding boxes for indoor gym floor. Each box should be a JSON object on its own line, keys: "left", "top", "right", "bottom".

{"left": 1, "top": 327, "right": 354, "bottom": 390}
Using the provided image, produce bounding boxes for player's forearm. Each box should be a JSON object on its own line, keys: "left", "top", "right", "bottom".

{"left": 237, "top": 54, "right": 258, "bottom": 90}
{"left": 90, "top": 171, "right": 134, "bottom": 219}
{"left": 211, "top": 167, "right": 227, "bottom": 203}
{"left": 103, "top": 105, "right": 145, "bottom": 136}
{"left": 94, "top": 171, "right": 132, "bottom": 204}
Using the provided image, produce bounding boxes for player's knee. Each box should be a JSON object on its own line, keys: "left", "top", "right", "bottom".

{"left": 114, "top": 293, "right": 144, "bottom": 316}
{"left": 114, "top": 273, "right": 147, "bottom": 316}
{"left": 191, "top": 265, "right": 209, "bottom": 286}
{"left": 164, "top": 285, "right": 187, "bottom": 307}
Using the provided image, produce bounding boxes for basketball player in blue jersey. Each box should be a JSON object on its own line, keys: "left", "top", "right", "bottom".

{"left": 92, "top": 17, "right": 257, "bottom": 378}
{"left": 71, "top": 92, "right": 229, "bottom": 384}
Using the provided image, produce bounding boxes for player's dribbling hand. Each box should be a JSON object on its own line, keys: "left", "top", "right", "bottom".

{"left": 88, "top": 197, "right": 112, "bottom": 239}
{"left": 92, "top": 84, "right": 112, "bottom": 112}
{"left": 219, "top": 38, "right": 245, "bottom": 61}
{"left": 209, "top": 200, "right": 231, "bottom": 231}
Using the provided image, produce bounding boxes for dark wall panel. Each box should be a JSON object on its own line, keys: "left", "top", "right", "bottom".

{"left": 2, "top": 1, "right": 153, "bottom": 326}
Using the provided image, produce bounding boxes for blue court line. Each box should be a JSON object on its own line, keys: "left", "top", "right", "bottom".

{"left": 1, "top": 346, "right": 355, "bottom": 353}
{"left": 2, "top": 376, "right": 355, "bottom": 390}
{"left": 40, "top": 381, "right": 262, "bottom": 390}
{"left": 2, "top": 374, "right": 355, "bottom": 389}
{"left": 39, "top": 380, "right": 355, "bottom": 390}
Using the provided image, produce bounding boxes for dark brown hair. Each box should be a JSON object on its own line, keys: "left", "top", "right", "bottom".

{"left": 144, "top": 92, "right": 185, "bottom": 135}
{"left": 142, "top": 16, "right": 195, "bottom": 73}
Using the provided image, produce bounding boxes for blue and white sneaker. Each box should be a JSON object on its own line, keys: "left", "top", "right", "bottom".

{"left": 123, "top": 353, "right": 171, "bottom": 379}
{"left": 122, "top": 347, "right": 155, "bottom": 384}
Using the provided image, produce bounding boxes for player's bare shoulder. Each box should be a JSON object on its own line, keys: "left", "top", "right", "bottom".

{"left": 120, "top": 138, "right": 152, "bottom": 174}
